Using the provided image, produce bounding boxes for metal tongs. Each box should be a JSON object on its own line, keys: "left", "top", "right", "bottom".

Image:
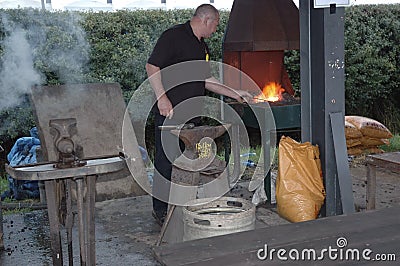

{"left": 158, "top": 123, "right": 195, "bottom": 130}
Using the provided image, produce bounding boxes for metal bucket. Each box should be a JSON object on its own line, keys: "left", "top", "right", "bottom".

{"left": 183, "top": 197, "right": 256, "bottom": 241}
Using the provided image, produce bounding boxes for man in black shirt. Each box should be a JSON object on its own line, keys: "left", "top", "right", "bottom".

{"left": 146, "top": 4, "right": 252, "bottom": 225}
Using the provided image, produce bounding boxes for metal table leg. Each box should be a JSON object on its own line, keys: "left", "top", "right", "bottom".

{"left": 65, "top": 179, "right": 74, "bottom": 266}
{"left": 75, "top": 177, "right": 87, "bottom": 266}
{"left": 86, "top": 175, "right": 96, "bottom": 265}
{"left": 44, "top": 180, "right": 63, "bottom": 266}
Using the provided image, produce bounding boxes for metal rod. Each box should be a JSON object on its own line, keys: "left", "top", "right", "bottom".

{"left": 75, "top": 177, "right": 87, "bottom": 266}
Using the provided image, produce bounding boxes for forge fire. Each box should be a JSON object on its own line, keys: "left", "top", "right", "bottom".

{"left": 255, "top": 82, "right": 286, "bottom": 102}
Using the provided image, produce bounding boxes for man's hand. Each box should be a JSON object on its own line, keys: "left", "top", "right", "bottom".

{"left": 146, "top": 63, "right": 174, "bottom": 118}
{"left": 158, "top": 95, "right": 174, "bottom": 119}
{"left": 205, "top": 77, "right": 255, "bottom": 104}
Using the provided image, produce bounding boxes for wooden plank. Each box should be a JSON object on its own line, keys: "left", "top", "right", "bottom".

{"left": 153, "top": 206, "right": 400, "bottom": 265}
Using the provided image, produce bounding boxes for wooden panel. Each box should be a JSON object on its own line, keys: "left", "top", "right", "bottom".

{"left": 154, "top": 206, "right": 400, "bottom": 265}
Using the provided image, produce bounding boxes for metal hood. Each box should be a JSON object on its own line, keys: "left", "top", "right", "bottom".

{"left": 223, "top": 0, "right": 300, "bottom": 51}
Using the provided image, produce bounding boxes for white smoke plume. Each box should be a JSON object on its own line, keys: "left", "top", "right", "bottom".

{"left": 0, "top": 11, "right": 90, "bottom": 112}
{"left": 0, "top": 24, "right": 42, "bottom": 110}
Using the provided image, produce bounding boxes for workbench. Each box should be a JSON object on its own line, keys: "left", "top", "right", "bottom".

{"left": 366, "top": 152, "right": 400, "bottom": 210}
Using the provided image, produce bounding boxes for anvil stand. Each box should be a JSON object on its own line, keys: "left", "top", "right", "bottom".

{"left": 5, "top": 119, "right": 125, "bottom": 266}
{"left": 158, "top": 124, "right": 231, "bottom": 244}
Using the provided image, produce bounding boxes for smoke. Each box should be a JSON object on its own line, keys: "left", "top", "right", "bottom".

{"left": 0, "top": 20, "right": 42, "bottom": 110}
{"left": 0, "top": 10, "right": 90, "bottom": 112}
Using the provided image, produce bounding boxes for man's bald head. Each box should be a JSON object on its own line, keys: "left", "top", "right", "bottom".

{"left": 193, "top": 4, "right": 219, "bottom": 20}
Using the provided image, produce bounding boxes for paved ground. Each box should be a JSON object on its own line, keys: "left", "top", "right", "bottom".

{"left": 0, "top": 164, "right": 399, "bottom": 265}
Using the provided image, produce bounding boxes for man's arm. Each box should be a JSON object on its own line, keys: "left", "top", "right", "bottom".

{"left": 146, "top": 63, "right": 174, "bottom": 119}
{"left": 205, "top": 77, "right": 254, "bottom": 103}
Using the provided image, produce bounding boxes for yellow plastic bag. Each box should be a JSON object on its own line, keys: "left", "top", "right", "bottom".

{"left": 276, "top": 136, "right": 326, "bottom": 223}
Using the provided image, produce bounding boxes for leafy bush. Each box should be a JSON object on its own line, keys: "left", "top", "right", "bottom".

{"left": 1, "top": 5, "right": 400, "bottom": 154}
{"left": 344, "top": 5, "right": 400, "bottom": 133}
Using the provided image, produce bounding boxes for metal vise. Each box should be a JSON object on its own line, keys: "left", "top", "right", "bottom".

{"left": 49, "top": 118, "right": 86, "bottom": 169}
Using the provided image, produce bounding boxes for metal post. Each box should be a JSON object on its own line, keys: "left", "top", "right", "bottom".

{"left": 300, "top": 0, "right": 312, "bottom": 143}
{"left": 300, "top": 0, "right": 354, "bottom": 216}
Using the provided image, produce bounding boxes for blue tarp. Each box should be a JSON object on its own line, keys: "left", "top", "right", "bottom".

{"left": 1, "top": 127, "right": 40, "bottom": 200}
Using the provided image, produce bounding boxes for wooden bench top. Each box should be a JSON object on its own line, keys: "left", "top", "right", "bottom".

{"left": 154, "top": 206, "right": 400, "bottom": 265}
{"left": 367, "top": 152, "right": 400, "bottom": 172}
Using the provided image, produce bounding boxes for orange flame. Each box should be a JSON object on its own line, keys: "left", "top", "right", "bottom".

{"left": 256, "top": 82, "right": 285, "bottom": 102}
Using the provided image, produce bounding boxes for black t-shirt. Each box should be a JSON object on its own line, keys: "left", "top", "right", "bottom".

{"left": 148, "top": 21, "right": 211, "bottom": 116}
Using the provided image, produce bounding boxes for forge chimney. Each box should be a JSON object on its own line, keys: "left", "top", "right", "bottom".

{"left": 222, "top": 0, "right": 300, "bottom": 95}
{"left": 223, "top": 0, "right": 300, "bottom": 52}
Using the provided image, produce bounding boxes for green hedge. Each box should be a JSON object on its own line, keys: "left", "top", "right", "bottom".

{"left": 344, "top": 5, "right": 400, "bottom": 132}
{"left": 0, "top": 5, "right": 399, "bottom": 148}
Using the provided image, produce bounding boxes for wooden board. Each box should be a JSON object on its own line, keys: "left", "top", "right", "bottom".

{"left": 154, "top": 206, "right": 400, "bottom": 265}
